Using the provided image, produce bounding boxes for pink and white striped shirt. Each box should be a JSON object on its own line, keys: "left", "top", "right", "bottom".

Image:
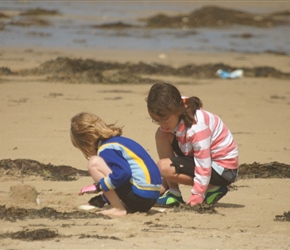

{"left": 175, "top": 108, "right": 238, "bottom": 196}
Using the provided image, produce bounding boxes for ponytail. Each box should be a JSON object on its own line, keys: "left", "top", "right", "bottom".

{"left": 181, "top": 96, "right": 203, "bottom": 127}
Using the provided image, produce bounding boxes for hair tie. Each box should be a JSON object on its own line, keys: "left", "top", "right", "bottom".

{"left": 182, "top": 98, "right": 188, "bottom": 108}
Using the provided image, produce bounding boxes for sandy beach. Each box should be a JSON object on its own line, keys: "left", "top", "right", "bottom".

{"left": 1, "top": 2, "right": 290, "bottom": 249}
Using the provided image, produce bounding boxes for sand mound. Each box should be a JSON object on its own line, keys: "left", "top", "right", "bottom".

{"left": 9, "top": 184, "right": 38, "bottom": 206}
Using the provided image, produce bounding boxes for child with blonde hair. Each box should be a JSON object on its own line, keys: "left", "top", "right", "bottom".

{"left": 70, "top": 112, "right": 161, "bottom": 216}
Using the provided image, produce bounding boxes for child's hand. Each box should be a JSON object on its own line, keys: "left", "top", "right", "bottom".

{"left": 187, "top": 194, "right": 204, "bottom": 206}
{"left": 78, "top": 184, "right": 98, "bottom": 195}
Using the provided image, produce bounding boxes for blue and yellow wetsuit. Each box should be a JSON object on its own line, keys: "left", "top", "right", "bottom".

{"left": 97, "top": 136, "right": 161, "bottom": 199}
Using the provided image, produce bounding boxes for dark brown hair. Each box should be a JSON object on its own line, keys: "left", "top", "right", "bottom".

{"left": 146, "top": 82, "right": 203, "bottom": 127}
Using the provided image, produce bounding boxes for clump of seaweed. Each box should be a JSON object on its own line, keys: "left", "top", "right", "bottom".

{"left": 142, "top": 6, "right": 288, "bottom": 29}
{"left": 79, "top": 234, "right": 121, "bottom": 241}
{"left": 274, "top": 211, "right": 290, "bottom": 222}
{"left": 20, "top": 8, "right": 61, "bottom": 16}
{"left": 0, "top": 159, "right": 89, "bottom": 181}
{"left": 9, "top": 18, "right": 50, "bottom": 27}
{"left": 3, "top": 228, "right": 59, "bottom": 241}
{"left": 238, "top": 161, "right": 290, "bottom": 179}
{"left": 172, "top": 203, "right": 217, "bottom": 214}
{"left": 0, "top": 205, "right": 110, "bottom": 222}
{"left": 15, "top": 57, "right": 290, "bottom": 84}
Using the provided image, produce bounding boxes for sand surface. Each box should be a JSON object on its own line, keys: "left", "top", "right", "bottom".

{"left": 0, "top": 2, "right": 290, "bottom": 249}
{"left": 0, "top": 46, "right": 289, "bottom": 250}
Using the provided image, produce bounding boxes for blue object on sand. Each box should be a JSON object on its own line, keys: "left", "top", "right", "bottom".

{"left": 216, "top": 69, "right": 244, "bottom": 79}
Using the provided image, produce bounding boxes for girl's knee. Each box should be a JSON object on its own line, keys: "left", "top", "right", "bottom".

{"left": 88, "top": 156, "right": 103, "bottom": 171}
{"left": 157, "top": 158, "right": 173, "bottom": 177}
{"left": 88, "top": 156, "right": 111, "bottom": 176}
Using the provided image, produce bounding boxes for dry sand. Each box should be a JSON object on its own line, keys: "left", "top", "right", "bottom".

{"left": 2, "top": 2, "right": 290, "bottom": 249}
{"left": 0, "top": 45, "right": 290, "bottom": 248}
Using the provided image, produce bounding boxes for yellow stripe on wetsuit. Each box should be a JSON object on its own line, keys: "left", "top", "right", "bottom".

{"left": 98, "top": 143, "right": 151, "bottom": 184}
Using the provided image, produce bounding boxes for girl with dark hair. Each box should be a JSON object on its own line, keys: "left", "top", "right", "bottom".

{"left": 146, "top": 82, "right": 238, "bottom": 207}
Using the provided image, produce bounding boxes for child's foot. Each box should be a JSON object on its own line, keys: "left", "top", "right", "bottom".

{"left": 204, "top": 186, "right": 228, "bottom": 205}
{"left": 154, "top": 191, "right": 185, "bottom": 207}
{"left": 97, "top": 207, "right": 127, "bottom": 216}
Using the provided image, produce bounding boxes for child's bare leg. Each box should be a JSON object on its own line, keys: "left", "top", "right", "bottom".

{"left": 87, "top": 156, "right": 111, "bottom": 182}
{"left": 87, "top": 156, "right": 127, "bottom": 216}
{"left": 155, "top": 129, "right": 175, "bottom": 195}
{"left": 98, "top": 190, "right": 127, "bottom": 216}
{"left": 160, "top": 179, "right": 169, "bottom": 195}
{"left": 158, "top": 158, "right": 193, "bottom": 186}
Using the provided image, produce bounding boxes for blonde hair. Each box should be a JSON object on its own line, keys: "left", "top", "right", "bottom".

{"left": 70, "top": 112, "right": 122, "bottom": 159}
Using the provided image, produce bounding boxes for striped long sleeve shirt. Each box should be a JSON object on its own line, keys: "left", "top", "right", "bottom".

{"left": 175, "top": 109, "right": 238, "bottom": 197}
